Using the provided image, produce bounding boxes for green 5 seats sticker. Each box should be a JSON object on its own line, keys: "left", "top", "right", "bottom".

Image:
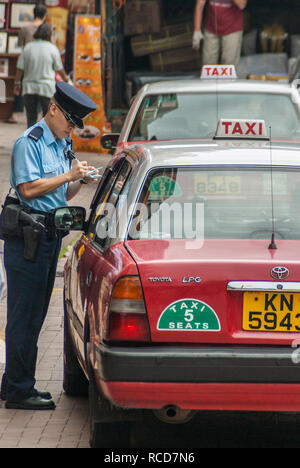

{"left": 157, "top": 299, "right": 220, "bottom": 331}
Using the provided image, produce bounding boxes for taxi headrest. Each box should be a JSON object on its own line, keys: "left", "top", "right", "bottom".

{"left": 214, "top": 119, "right": 269, "bottom": 140}
{"left": 200, "top": 64, "right": 237, "bottom": 79}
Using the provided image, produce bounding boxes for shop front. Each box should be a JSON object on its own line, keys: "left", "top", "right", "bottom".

{"left": 2, "top": 1, "right": 299, "bottom": 149}
{"left": 102, "top": 0, "right": 300, "bottom": 126}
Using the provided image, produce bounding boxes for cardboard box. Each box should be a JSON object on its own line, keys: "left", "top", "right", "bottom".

{"left": 150, "top": 47, "right": 201, "bottom": 72}
{"left": 247, "top": 74, "right": 288, "bottom": 82}
{"left": 124, "top": 0, "right": 162, "bottom": 36}
{"left": 131, "top": 22, "right": 193, "bottom": 57}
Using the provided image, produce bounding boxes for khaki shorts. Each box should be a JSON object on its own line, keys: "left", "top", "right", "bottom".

{"left": 202, "top": 29, "right": 243, "bottom": 67}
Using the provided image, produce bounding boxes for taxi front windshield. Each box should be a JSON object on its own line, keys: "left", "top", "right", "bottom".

{"left": 128, "top": 93, "right": 300, "bottom": 141}
{"left": 128, "top": 167, "right": 300, "bottom": 241}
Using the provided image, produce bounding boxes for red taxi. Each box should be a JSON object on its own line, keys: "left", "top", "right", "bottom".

{"left": 57, "top": 119, "right": 300, "bottom": 447}
{"left": 100, "top": 65, "right": 300, "bottom": 154}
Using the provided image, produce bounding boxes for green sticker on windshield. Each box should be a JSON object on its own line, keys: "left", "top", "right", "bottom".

{"left": 149, "top": 176, "right": 182, "bottom": 200}
{"left": 157, "top": 299, "right": 220, "bottom": 331}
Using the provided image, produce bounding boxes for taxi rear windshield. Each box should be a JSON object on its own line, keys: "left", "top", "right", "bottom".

{"left": 128, "top": 93, "right": 300, "bottom": 141}
{"left": 128, "top": 167, "right": 300, "bottom": 241}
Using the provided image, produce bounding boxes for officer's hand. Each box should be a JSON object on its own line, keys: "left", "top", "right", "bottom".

{"left": 82, "top": 166, "right": 100, "bottom": 184}
{"left": 69, "top": 161, "right": 89, "bottom": 181}
{"left": 192, "top": 30, "right": 203, "bottom": 50}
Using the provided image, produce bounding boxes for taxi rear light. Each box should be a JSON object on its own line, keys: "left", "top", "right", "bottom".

{"left": 107, "top": 276, "right": 150, "bottom": 342}
{"left": 108, "top": 313, "right": 150, "bottom": 342}
{"left": 112, "top": 276, "right": 144, "bottom": 300}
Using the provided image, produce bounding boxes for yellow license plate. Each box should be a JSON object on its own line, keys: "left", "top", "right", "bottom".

{"left": 243, "top": 291, "right": 300, "bottom": 332}
{"left": 194, "top": 174, "right": 240, "bottom": 195}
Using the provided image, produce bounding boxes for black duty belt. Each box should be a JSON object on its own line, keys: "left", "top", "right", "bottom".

{"left": 24, "top": 208, "right": 54, "bottom": 230}
{"left": 23, "top": 208, "right": 57, "bottom": 241}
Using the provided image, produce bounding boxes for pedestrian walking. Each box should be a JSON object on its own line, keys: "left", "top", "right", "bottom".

{"left": 14, "top": 23, "right": 69, "bottom": 128}
{"left": 192, "top": 0, "right": 248, "bottom": 67}
{"left": 5, "top": 4, "right": 48, "bottom": 124}
{"left": 0, "top": 81, "right": 97, "bottom": 410}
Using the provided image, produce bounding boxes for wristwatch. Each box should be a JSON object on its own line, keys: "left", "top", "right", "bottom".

{"left": 80, "top": 179, "right": 87, "bottom": 184}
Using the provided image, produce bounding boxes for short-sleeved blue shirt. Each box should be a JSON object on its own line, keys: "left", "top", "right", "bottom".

{"left": 11, "top": 118, "right": 71, "bottom": 212}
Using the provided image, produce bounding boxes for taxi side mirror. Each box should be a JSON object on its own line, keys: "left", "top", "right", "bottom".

{"left": 53, "top": 206, "right": 86, "bottom": 231}
{"left": 100, "top": 133, "right": 119, "bottom": 152}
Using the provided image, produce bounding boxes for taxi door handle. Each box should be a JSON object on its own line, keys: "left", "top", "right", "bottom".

{"left": 86, "top": 271, "right": 93, "bottom": 287}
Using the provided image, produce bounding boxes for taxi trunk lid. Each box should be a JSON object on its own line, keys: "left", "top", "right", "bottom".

{"left": 125, "top": 238, "right": 300, "bottom": 345}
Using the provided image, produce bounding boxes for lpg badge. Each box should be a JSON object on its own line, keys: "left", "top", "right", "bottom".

{"left": 157, "top": 299, "right": 220, "bottom": 331}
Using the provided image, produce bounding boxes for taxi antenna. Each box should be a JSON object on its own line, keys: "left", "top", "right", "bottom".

{"left": 268, "top": 126, "right": 277, "bottom": 249}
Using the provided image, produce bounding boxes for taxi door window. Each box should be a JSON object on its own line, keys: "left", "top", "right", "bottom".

{"left": 88, "top": 158, "right": 131, "bottom": 250}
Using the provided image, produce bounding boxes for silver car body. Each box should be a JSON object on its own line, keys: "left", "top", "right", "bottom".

{"left": 118, "top": 79, "right": 300, "bottom": 144}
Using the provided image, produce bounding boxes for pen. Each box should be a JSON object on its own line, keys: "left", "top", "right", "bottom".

{"left": 65, "top": 141, "right": 101, "bottom": 181}
{"left": 67, "top": 147, "right": 102, "bottom": 180}
{"left": 85, "top": 166, "right": 103, "bottom": 178}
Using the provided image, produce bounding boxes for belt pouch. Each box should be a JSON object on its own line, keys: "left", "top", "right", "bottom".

{"left": 1, "top": 204, "right": 23, "bottom": 238}
{"left": 23, "top": 225, "right": 42, "bottom": 262}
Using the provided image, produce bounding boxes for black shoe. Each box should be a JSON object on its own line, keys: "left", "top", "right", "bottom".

{"left": 1, "top": 390, "right": 52, "bottom": 401}
{"left": 37, "top": 391, "right": 52, "bottom": 400}
{"left": 5, "top": 396, "right": 56, "bottom": 410}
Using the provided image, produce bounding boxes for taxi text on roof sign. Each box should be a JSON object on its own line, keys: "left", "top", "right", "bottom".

{"left": 215, "top": 119, "right": 269, "bottom": 140}
{"left": 200, "top": 65, "right": 237, "bottom": 79}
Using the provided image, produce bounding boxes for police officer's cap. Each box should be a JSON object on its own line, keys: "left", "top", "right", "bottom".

{"left": 54, "top": 82, "right": 97, "bottom": 129}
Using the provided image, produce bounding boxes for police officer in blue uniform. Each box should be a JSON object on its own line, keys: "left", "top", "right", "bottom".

{"left": 1, "top": 82, "right": 97, "bottom": 410}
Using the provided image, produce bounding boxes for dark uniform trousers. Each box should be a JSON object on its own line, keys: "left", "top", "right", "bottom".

{"left": 1, "top": 229, "right": 62, "bottom": 401}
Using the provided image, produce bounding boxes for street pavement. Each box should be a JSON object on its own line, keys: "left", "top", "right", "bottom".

{"left": 0, "top": 112, "right": 110, "bottom": 448}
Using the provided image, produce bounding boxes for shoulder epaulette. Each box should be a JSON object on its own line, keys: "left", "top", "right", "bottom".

{"left": 28, "top": 126, "right": 43, "bottom": 141}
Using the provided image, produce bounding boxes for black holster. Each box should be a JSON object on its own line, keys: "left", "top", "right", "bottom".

{"left": 23, "top": 224, "right": 43, "bottom": 262}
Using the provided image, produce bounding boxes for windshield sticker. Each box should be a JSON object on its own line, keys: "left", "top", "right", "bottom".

{"left": 142, "top": 107, "right": 158, "bottom": 120}
{"left": 149, "top": 176, "right": 182, "bottom": 200}
{"left": 157, "top": 299, "right": 221, "bottom": 331}
{"left": 160, "top": 94, "right": 178, "bottom": 109}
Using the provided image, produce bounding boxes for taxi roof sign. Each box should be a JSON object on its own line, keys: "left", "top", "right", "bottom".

{"left": 200, "top": 65, "right": 237, "bottom": 79}
{"left": 215, "top": 119, "right": 269, "bottom": 140}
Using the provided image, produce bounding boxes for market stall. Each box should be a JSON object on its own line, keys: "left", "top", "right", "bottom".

{"left": 103, "top": 0, "right": 300, "bottom": 115}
